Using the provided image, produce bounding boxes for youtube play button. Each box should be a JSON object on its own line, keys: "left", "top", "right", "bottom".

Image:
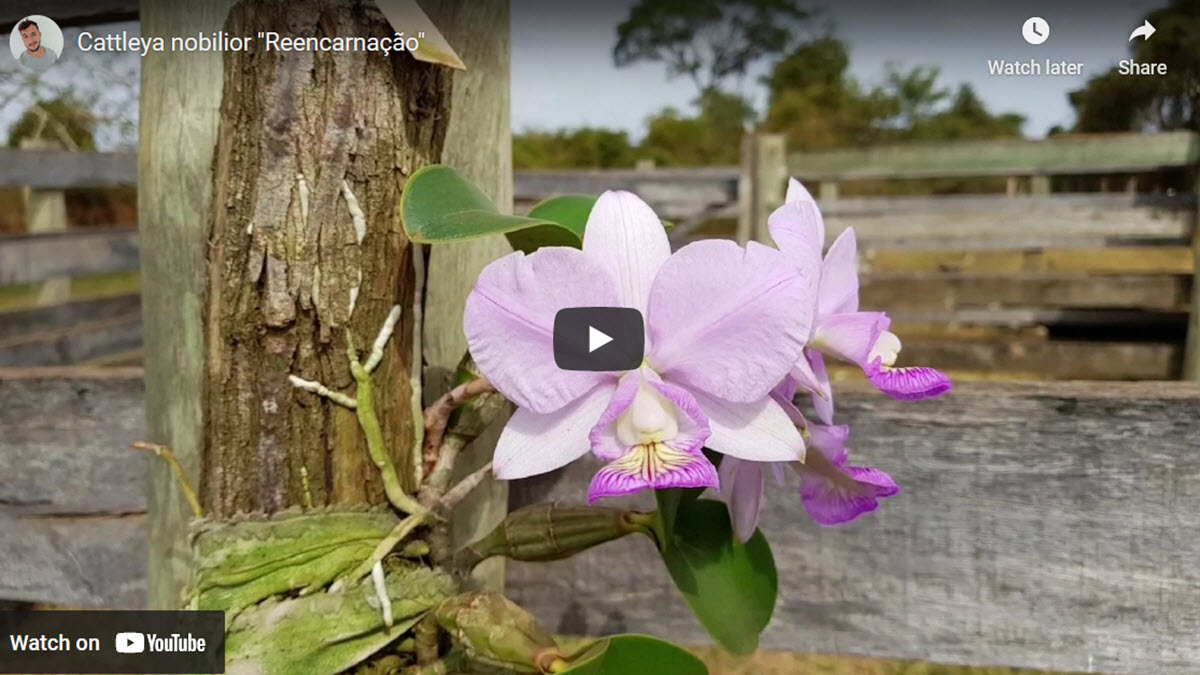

{"left": 553, "top": 307, "right": 644, "bottom": 372}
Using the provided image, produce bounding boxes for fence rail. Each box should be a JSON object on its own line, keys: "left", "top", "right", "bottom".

{"left": 2, "top": 370, "right": 1198, "bottom": 675}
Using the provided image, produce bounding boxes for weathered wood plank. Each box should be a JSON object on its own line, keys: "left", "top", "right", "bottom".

{"left": 4, "top": 374, "right": 1200, "bottom": 674}
{"left": 788, "top": 131, "right": 1200, "bottom": 180}
{"left": 515, "top": 168, "right": 738, "bottom": 221}
{"left": 0, "top": 150, "right": 137, "bottom": 189}
{"left": 0, "top": 311, "right": 143, "bottom": 367}
{"left": 822, "top": 194, "right": 1195, "bottom": 248}
{"left": 0, "top": 294, "right": 140, "bottom": 341}
{"left": 0, "top": 374, "right": 147, "bottom": 515}
{"left": 0, "top": 514, "right": 147, "bottom": 608}
{"left": 0, "top": 0, "right": 139, "bottom": 27}
{"left": 864, "top": 246, "right": 1196, "bottom": 275}
{"left": 861, "top": 274, "right": 1191, "bottom": 313}
{"left": 0, "top": 230, "right": 139, "bottom": 285}
{"left": 507, "top": 381, "right": 1200, "bottom": 675}
{"left": 899, "top": 339, "right": 1181, "bottom": 380}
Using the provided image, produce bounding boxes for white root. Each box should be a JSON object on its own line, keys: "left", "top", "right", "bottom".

{"left": 287, "top": 375, "right": 357, "bottom": 409}
{"left": 364, "top": 305, "right": 402, "bottom": 373}
{"left": 371, "top": 560, "right": 393, "bottom": 628}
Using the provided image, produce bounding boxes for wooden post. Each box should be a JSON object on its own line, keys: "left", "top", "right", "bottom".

{"left": 141, "top": 0, "right": 504, "bottom": 609}
{"left": 1184, "top": 168, "right": 1200, "bottom": 382}
{"left": 420, "top": 0, "right": 512, "bottom": 591}
{"left": 1031, "top": 174, "right": 1051, "bottom": 195}
{"left": 20, "top": 138, "right": 70, "bottom": 306}
{"left": 737, "top": 133, "right": 786, "bottom": 245}
{"left": 140, "top": 0, "right": 233, "bottom": 609}
{"left": 818, "top": 181, "right": 840, "bottom": 203}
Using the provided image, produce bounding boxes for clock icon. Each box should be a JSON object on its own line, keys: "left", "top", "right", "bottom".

{"left": 1022, "top": 16, "right": 1050, "bottom": 45}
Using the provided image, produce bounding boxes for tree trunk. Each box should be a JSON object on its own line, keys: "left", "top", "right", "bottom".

{"left": 141, "top": 0, "right": 497, "bottom": 610}
{"left": 202, "top": 0, "right": 451, "bottom": 517}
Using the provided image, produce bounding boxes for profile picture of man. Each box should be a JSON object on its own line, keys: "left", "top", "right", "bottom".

{"left": 10, "top": 15, "right": 63, "bottom": 73}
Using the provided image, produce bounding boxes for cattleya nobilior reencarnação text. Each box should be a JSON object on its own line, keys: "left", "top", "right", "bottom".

{"left": 464, "top": 190, "right": 816, "bottom": 503}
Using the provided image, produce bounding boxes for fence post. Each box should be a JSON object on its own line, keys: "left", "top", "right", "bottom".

{"left": 737, "top": 133, "right": 786, "bottom": 245}
{"left": 20, "top": 138, "right": 69, "bottom": 306}
{"left": 421, "top": 0, "right": 512, "bottom": 592}
{"left": 1184, "top": 168, "right": 1200, "bottom": 382}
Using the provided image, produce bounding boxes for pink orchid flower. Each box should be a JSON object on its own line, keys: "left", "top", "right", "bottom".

{"left": 464, "top": 190, "right": 817, "bottom": 503}
{"left": 720, "top": 385, "right": 898, "bottom": 542}
{"left": 767, "top": 178, "right": 952, "bottom": 424}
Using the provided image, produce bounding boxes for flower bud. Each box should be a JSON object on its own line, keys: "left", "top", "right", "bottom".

{"left": 435, "top": 592, "right": 563, "bottom": 673}
{"left": 458, "top": 503, "right": 653, "bottom": 568}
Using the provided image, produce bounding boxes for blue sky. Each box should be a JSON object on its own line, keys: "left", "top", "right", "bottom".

{"left": 511, "top": 0, "right": 1163, "bottom": 139}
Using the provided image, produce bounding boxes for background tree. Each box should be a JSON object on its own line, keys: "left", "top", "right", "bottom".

{"left": 1070, "top": 0, "right": 1198, "bottom": 132}
{"left": 613, "top": 0, "right": 813, "bottom": 96}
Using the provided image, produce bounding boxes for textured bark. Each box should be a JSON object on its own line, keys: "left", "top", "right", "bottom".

{"left": 202, "top": 0, "right": 451, "bottom": 517}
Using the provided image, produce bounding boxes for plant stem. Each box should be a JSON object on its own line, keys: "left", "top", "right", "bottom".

{"left": 131, "top": 442, "right": 203, "bottom": 518}
{"left": 348, "top": 331, "right": 427, "bottom": 516}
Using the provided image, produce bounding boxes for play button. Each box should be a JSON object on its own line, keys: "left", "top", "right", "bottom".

{"left": 589, "top": 326, "right": 613, "bottom": 352}
{"left": 554, "top": 307, "right": 644, "bottom": 372}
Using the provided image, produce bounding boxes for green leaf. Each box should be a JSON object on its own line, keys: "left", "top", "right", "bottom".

{"left": 560, "top": 634, "right": 708, "bottom": 675}
{"left": 400, "top": 165, "right": 583, "bottom": 252}
{"left": 506, "top": 194, "right": 596, "bottom": 253}
{"left": 652, "top": 450, "right": 722, "bottom": 546}
{"left": 658, "top": 499, "right": 777, "bottom": 655}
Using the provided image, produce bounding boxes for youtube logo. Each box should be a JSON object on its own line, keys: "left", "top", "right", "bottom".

{"left": 553, "top": 307, "right": 644, "bottom": 372}
{"left": 115, "top": 632, "right": 145, "bottom": 654}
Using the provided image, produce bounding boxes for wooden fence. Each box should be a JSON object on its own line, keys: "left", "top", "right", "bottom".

{"left": 3, "top": 369, "right": 1199, "bottom": 675}
{"left": 3, "top": 131, "right": 1198, "bottom": 379}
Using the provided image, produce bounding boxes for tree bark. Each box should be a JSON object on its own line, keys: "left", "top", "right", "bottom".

{"left": 202, "top": 0, "right": 451, "bottom": 517}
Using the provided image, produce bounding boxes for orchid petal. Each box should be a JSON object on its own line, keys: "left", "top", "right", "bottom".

{"left": 808, "top": 423, "right": 850, "bottom": 466}
{"left": 648, "top": 240, "right": 815, "bottom": 402}
{"left": 867, "top": 360, "right": 954, "bottom": 401}
{"left": 586, "top": 371, "right": 643, "bottom": 461}
{"left": 801, "top": 464, "right": 899, "bottom": 527}
{"left": 693, "top": 391, "right": 805, "bottom": 463}
{"left": 783, "top": 178, "right": 826, "bottom": 246}
{"left": 588, "top": 443, "right": 717, "bottom": 503}
{"left": 464, "top": 248, "right": 618, "bottom": 414}
{"left": 791, "top": 350, "right": 834, "bottom": 425}
{"left": 582, "top": 190, "right": 671, "bottom": 319}
{"left": 719, "top": 457, "right": 765, "bottom": 543}
{"left": 493, "top": 384, "right": 615, "bottom": 480}
{"left": 811, "top": 311, "right": 888, "bottom": 368}
{"left": 767, "top": 201, "right": 824, "bottom": 278}
{"left": 819, "top": 228, "right": 860, "bottom": 316}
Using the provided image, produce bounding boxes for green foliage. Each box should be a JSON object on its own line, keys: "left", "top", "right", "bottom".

{"left": 561, "top": 634, "right": 708, "bottom": 675}
{"left": 764, "top": 44, "right": 1024, "bottom": 149}
{"left": 224, "top": 561, "right": 454, "bottom": 675}
{"left": 513, "top": 128, "right": 637, "bottom": 169}
{"left": 641, "top": 89, "right": 755, "bottom": 166}
{"left": 400, "top": 165, "right": 585, "bottom": 252}
{"left": 655, "top": 499, "right": 777, "bottom": 655}
{"left": 189, "top": 509, "right": 402, "bottom": 611}
{"left": 1070, "top": 0, "right": 1199, "bottom": 133}
{"left": 7, "top": 95, "right": 97, "bottom": 149}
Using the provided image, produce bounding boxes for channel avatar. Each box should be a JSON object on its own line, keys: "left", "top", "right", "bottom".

{"left": 10, "top": 15, "right": 63, "bottom": 73}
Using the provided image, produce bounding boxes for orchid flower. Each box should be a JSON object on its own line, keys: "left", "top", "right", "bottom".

{"left": 719, "top": 399, "right": 898, "bottom": 541}
{"left": 464, "top": 190, "right": 817, "bottom": 503}
{"left": 767, "top": 178, "right": 952, "bottom": 423}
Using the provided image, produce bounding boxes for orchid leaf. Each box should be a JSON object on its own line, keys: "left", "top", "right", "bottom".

{"left": 400, "top": 165, "right": 584, "bottom": 252}
{"left": 657, "top": 499, "right": 777, "bottom": 655}
{"left": 506, "top": 194, "right": 596, "bottom": 253}
{"left": 559, "top": 634, "right": 707, "bottom": 675}
{"left": 653, "top": 449, "right": 722, "bottom": 544}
